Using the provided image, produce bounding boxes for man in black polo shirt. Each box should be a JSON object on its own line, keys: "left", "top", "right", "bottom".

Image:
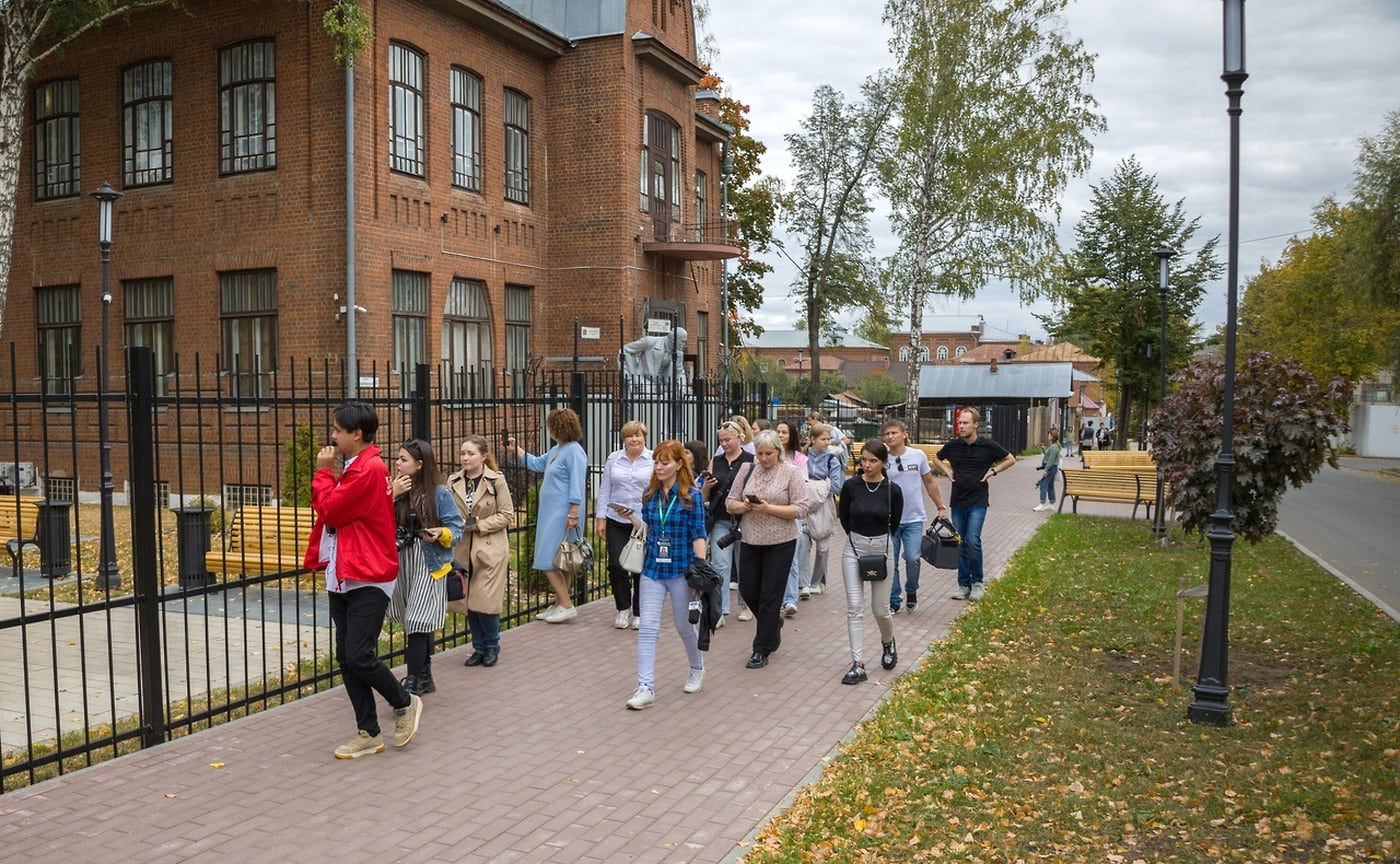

{"left": 932, "top": 407, "right": 1015, "bottom": 601}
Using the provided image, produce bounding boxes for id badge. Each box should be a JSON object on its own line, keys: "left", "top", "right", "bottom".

{"left": 656, "top": 535, "right": 672, "bottom": 563}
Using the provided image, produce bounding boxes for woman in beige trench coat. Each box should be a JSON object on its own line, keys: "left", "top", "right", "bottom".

{"left": 448, "top": 434, "right": 515, "bottom": 667}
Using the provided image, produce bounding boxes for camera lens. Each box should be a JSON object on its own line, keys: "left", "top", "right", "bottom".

{"left": 688, "top": 598, "right": 702, "bottom": 624}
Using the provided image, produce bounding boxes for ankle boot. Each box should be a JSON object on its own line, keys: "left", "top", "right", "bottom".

{"left": 881, "top": 639, "right": 898, "bottom": 670}
{"left": 416, "top": 668, "right": 436, "bottom": 694}
{"left": 482, "top": 646, "right": 499, "bottom": 667}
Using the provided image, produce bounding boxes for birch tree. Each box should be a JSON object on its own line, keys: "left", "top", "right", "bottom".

{"left": 782, "top": 79, "right": 893, "bottom": 410}
{"left": 881, "top": 0, "right": 1104, "bottom": 416}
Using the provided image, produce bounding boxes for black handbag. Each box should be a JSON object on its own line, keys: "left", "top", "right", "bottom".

{"left": 850, "top": 478, "right": 892, "bottom": 581}
{"left": 921, "top": 516, "right": 962, "bottom": 569}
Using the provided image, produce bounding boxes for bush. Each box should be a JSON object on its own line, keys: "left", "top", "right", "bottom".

{"left": 282, "top": 424, "right": 317, "bottom": 506}
{"left": 1151, "top": 351, "right": 1350, "bottom": 543}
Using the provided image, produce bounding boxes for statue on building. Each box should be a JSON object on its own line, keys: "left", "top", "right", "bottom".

{"left": 621, "top": 327, "right": 688, "bottom": 394}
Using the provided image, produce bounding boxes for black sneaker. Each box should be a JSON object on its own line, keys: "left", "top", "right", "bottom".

{"left": 881, "top": 639, "right": 898, "bottom": 670}
{"left": 906, "top": 592, "right": 918, "bottom": 612}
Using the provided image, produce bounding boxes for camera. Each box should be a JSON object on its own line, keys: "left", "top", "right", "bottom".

{"left": 715, "top": 525, "right": 741, "bottom": 550}
{"left": 396, "top": 512, "right": 420, "bottom": 549}
{"left": 688, "top": 597, "right": 702, "bottom": 624}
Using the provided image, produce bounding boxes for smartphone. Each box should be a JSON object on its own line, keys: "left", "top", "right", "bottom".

{"left": 461, "top": 516, "right": 478, "bottom": 529}
{"left": 500, "top": 429, "right": 510, "bottom": 451}
{"left": 746, "top": 494, "right": 762, "bottom": 504}
{"left": 607, "top": 502, "right": 630, "bottom": 513}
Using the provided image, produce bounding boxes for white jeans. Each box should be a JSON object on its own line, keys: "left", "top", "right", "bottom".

{"left": 841, "top": 532, "right": 894, "bottom": 665}
{"left": 635, "top": 576, "right": 703, "bottom": 690}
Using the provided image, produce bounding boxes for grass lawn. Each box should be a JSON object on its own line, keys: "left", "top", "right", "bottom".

{"left": 745, "top": 517, "right": 1400, "bottom": 862}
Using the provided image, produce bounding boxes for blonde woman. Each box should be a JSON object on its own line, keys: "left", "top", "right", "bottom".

{"left": 596, "top": 421, "right": 652, "bottom": 629}
{"left": 448, "top": 435, "right": 515, "bottom": 667}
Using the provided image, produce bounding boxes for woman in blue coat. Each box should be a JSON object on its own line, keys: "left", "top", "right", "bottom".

{"left": 510, "top": 408, "right": 588, "bottom": 623}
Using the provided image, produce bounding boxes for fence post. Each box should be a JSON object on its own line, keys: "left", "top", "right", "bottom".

{"left": 693, "top": 377, "right": 708, "bottom": 441}
{"left": 728, "top": 381, "right": 743, "bottom": 421}
{"left": 412, "top": 363, "right": 430, "bottom": 443}
{"left": 570, "top": 371, "right": 586, "bottom": 427}
{"left": 569, "top": 371, "right": 587, "bottom": 607}
{"left": 127, "top": 346, "right": 166, "bottom": 749}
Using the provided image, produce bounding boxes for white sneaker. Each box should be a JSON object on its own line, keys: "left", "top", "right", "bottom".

{"left": 614, "top": 609, "right": 631, "bottom": 629}
{"left": 737, "top": 607, "right": 753, "bottom": 622}
{"left": 545, "top": 605, "right": 578, "bottom": 623}
{"left": 952, "top": 585, "right": 971, "bottom": 600}
{"left": 537, "top": 604, "right": 557, "bottom": 621}
{"left": 969, "top": 583, "right": 985, "bottom": 601}
{"left": 626, "top": 685, "right": 655, "bottom": 710}
{"left": 798, "top": 587, "right": 811, "bottom": 600}
{"left": 1032, "top": 504, "right": 1045, "bottom": 511}
{"left": 729, "top": 582, "right": 738, "bottom": 591}
{"left": 714, "top": 615, "right": 726, "bottom": 629}
{"left": 782, "top": 603, "right": 798, "bottom": 617}
{"left": 631, "top": 613, "right": 640, "bottom": 630}
{"left": 811, "top": 584, "right": 824, "bottom": 595}
{"left": 683, "top": 667, "right": 704, "bottom": 693}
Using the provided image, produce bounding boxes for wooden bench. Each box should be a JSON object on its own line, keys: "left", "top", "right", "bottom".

{"left": 206, "top": 506, "right": 320, "bottom": 578}
{"left": 848, "top": 441, "right": 947, "bottom": 474}
{"left": 1082, "top": 450, "right": 1155, "bottom": 469}
{"left": 1, "top": 498, "right": 43, "bottom": 570}
{"left": 1058, "top": 467, "right": 1161, "bottom": 520}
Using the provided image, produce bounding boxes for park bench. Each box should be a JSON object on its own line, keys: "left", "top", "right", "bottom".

{"left": 1057, "top": 467, "right": 1162, "bottom": 520}
{"left": 848, "top": 441, "right": 946, "bottom": 474}
{"left": 1, "top": 498, "right": 43, "bottom": 570}
{"left": 205, "top": 506, "right": 320, "bottom": 578}
{"left": 1081, "top": 450, "right": 1155, "bottom": 469}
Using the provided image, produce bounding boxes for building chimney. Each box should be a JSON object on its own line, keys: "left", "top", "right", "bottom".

{"left": 989, "top": 358, "right": 999, "bottom": 374}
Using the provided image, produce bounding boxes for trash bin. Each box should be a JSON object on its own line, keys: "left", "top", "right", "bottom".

{"left": 35, "top": 499, "right": 72, "bottom": 579}
{"left": 172, "top": 506, "right": 215, "bottom": 588}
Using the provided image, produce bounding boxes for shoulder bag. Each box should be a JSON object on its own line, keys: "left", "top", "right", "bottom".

{"left": 553, "top": 525, "right": 594, "bottom": 575}
{"left": 850, "top": 479, "right": 892, "bottom": 581}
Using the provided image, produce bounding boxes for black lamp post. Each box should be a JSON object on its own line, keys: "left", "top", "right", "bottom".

{"left": 1152, "top": 245, "right": 1175, "bottom": 541}
{"left": 90, "top": 181, "right": 123, "bottom": 591}
{"left": 1190, "top": 0, "right": 1246, "bottom": 726}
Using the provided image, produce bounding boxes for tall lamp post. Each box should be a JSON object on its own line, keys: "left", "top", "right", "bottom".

{"left": 90, "top": 181, "right": 123, "bottom": 591}
{"left": 1190, "top": 0, "right": 1246, "bottom": 726}
{"left": 1151, "top": 246, "right": 1175, "bottom": 541}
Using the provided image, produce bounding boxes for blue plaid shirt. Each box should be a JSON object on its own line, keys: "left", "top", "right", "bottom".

{"left": 641, "top": 484, "right": 707, "bottom": 581}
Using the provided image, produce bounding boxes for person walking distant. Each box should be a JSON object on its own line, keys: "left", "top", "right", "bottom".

{"left": 1034, "top": 429, "right": 1062, "bottom": 512}
{"left": 703, "top": 421, "right": 754, "bottom": 625}
{"left": 596, "top": 421, "right": 653, "bottom": 630}
{"left": 304, "top": 402, "right": 423, "bottom": 759}
{"left": 837, "top": 439, "right": 903, "bottom": 685}
{"left": 932, "top": 407, "right": 1015, "bottom": 601}
{"left": 882, "top": 419, "right": 947, "bottom": 613}
{"left": 511, "top": 408, "right": 588, "bottom": 623}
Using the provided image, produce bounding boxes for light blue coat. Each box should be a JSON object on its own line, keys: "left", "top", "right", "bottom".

{"left": 524, "top": 441, "right": 588, "bottom": 571}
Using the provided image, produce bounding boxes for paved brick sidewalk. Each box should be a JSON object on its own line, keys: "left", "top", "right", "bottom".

{"left": 0, "top": 460, "right": 1120, "bottom": 863}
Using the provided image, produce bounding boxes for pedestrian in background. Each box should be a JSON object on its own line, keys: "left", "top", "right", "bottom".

{"left": 803, "top": 423, "right": 846, "bottom": 595}
{"left": 881, "top": 418, "right": 948, "bottom": 613}
{"left": 389, "top": 439, "right": 465, "bottom": 696}
{"left": 933, "top": 407, "right": 1015, "bottom": 602}
{"left": 596, "top": 421, "right": 652, "bottom": 630}
{"left": 1034, "top": 429, "right": 1061, "bottom": 512}
{"left": 510, "top": 408, "right": 588, "bottom": 623}
{"left": 448, "top": 434, "right": 514, "bottom": 668}
{"left": 703, "top": 421, "right": 754, "bottom": 626}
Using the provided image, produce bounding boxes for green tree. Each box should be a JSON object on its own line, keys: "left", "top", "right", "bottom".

{"left": 281, "top": 424, "right": 318, "bottom": 506}
{"left": 1347, "top": 108, "right": 1400, "bottom": 374}
{"left": 1240, "top": 199, "right": 1400, "bottom": 384}
{"left": 0, "top": 0, "right": 370, "bottom": 338}
{"left": 782, "top": 79, "right": 893, "bottom": 411}
{"left": 1041, "top": 156, "right": 1222, "bottom": 447}
{"left": 852, "top": 287, "right": 896, "bottom": 347}
{"left": 788, "top": 371, "right": 848, "bottom": 408}
{"left": 1152, "top": 352, "right": 1350, "bottom": 544}
{"left": 853, "top": 369, "right": 904, "bottom": 408}
{"left": 700, "top": 72, "right": 777, "bottom": 351}
{"left": 880, "top": 0, "right": 1105, "bottom": 414}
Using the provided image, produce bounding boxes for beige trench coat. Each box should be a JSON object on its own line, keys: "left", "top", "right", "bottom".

{"left": 446, "top": 467, "right": 515, "bottom": 615}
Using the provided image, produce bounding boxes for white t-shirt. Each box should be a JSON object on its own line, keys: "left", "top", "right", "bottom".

{"left": 885, "top": 446, "right": 930, "bottom": 525}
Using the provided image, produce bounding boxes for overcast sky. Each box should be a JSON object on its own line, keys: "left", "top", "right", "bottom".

{"left": 704, "top": 0, "right": 1400, "bottom": 346}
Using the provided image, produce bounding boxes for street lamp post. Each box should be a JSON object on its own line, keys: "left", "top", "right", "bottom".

{"left": 1152, "top": 246, "right": 1175, "bottom": 541}
{"left": 1190, "top": 0, "right": 1246, "bottom": 726}
{"left": 90, "top": 181, "right": 123, "bottom": 591}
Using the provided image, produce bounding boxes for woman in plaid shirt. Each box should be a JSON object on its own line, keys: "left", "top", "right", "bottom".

{"left": 625, "top": 440, "right": 710, "bottom": 710}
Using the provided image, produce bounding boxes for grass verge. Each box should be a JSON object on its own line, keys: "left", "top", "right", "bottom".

{"left": 745, "top": 516, "right": 1400, "bottom": 862}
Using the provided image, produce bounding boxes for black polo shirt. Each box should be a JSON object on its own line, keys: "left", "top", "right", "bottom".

{"left": 937, "top": 435, "right": 1010, "bottom": 509}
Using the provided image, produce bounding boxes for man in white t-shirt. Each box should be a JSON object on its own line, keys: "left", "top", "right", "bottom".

{"left": 881, "top": 419, "right": 948, "bottom": 613}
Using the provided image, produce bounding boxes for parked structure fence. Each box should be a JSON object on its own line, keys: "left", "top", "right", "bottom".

{"left": 0, "top": 345, "right": 768, "bottom": 790}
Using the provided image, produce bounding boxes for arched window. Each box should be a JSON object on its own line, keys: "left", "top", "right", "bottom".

{"left": 955, "top": 345, "right": 967, "bottom": 356}
{"left": 936, "top": 345, "right": 949, "bottom": 360}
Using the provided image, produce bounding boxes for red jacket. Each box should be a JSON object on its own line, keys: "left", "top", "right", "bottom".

{"left": 303, "top": 444, "right": 399, "bottom": 583}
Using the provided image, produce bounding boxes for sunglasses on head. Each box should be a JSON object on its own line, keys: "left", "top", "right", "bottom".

{"left": 895, "top": 456, "right": 904, "bottom": 471}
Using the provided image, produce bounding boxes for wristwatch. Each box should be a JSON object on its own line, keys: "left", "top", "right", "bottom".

{"left": 990, "top": 468, "right": 998, "bottom": 476}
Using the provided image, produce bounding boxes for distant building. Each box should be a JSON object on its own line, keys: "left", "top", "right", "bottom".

{"left": 742, "top": 330, "right": 889, "bottom": 381}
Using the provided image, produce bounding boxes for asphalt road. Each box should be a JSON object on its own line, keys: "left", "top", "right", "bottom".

{"left": 1277, "top": 457, "right": 1400, "bottom": 621}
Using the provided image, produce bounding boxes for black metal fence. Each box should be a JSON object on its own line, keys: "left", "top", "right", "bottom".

{"left": 0, "top": 346, "right": 767, "bottom": 791}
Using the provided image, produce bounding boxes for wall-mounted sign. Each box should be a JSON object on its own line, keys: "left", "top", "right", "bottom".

{"left": 646, "top": 318, "right": 673, "bottom": 335}
{"left": 579, "top": 326, "right": 601, "bottom": 340}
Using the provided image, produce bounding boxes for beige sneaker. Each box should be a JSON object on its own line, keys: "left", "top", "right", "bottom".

{"left": 737, "top": 606, "right": 753, "bottom": 622}
{"left": 392, "top": 694, "right": 423, "bottom": 748}
{"left": 334, "top": 730, "right": 384, "bottom": 759}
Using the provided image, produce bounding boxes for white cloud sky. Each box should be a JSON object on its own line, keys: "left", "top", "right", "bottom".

{"left": 704, "top": 0, "right": 1400, "bottom": 345}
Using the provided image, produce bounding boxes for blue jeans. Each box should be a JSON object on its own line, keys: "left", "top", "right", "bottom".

{"left": 467, "top": 610, "right": 500, "bottom": 651}
{"left": 1039, "top": 465, "right": 1058, "bottom": 504}
{"left": 950, "top": 506, "right": 988, "bottom": 587}
{"left": 708, "top": 520, "right": 738, "bottom": 615}
{"left": 887, "top": 521, "right": 924, "bottom": 608}
{"left": 783, "top": 525, "right": 811, "bottom": 607}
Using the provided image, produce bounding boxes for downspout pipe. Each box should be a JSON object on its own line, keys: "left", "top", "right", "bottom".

{"left": 345, "top": 62, "right": 358, "bottom": 397}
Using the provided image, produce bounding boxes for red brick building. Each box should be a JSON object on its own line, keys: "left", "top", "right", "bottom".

{"left": 3, "top": 0, "right": 736, "bottom": 396}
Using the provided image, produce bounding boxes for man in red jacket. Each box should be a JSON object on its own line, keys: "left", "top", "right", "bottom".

{"left": 305, "top": 402, "right": 423, "bottom": 758}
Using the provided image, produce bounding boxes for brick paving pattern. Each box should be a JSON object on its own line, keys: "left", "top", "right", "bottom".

{"left": 1, "top": 460, "right": 1136, "bottom": 862}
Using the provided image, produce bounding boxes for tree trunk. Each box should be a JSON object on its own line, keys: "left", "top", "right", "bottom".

{"left": 905, "top": 286, "right": 924, "bottom": 430}
{"left": 807, "top": 273, "right": 821, "bottom": 412}
{"left": 0, "top": 5, "right": 38, "bottom": 340}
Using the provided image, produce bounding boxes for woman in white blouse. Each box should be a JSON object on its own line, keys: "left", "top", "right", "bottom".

{"left": 595, "top": 421, "right": 653, "bottom": 629}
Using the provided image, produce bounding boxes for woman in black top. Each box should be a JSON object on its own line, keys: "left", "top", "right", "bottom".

{"left": 837, "top": 439, "right": 905, "bottom": 684}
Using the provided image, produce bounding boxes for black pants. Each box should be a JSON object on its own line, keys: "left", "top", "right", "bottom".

{"left": 605, "top": 518, "right": 640, "bottom": 615}
{"left": 738, "top": 539, "right": 796, "bottom": 656}
{"left": 329, "top": 586, "right": 410, "bottom": 737}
